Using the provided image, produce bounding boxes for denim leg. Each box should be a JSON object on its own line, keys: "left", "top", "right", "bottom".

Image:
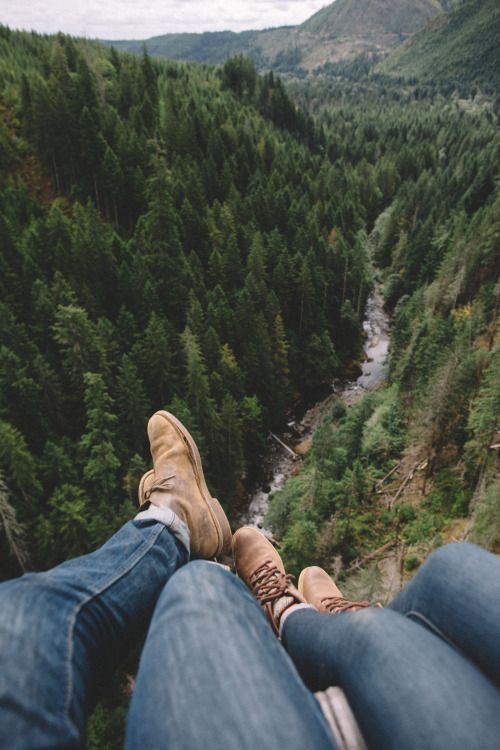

{"left": 125, "top": 561, "right": 338, "bottom": 750}
{"left": 282, "top": 607, "right": 500, "bottom": 750}
{"left": 388, "top": 542, "right": 500, "bottom": 686}
{"left": 0, "top": 519, "right": 187, "bottom": 750}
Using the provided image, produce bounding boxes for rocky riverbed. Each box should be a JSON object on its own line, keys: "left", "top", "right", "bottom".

{"left": 238, "top": 285, "right": 390, "bottom": 534}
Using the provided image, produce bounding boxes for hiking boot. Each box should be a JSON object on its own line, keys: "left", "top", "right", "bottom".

{"left": 233, "top": 526, "right": 306, "bottom": 635}
{"left": 138, "top": 411, "right": 232, "bottom": 559}
{"left": 298, "top": 566, "right": 374, "bottom": 614}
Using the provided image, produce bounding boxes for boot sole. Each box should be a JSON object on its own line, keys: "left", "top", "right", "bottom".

{"left": 141, "top": 411, "right": 232, "bottom": 557}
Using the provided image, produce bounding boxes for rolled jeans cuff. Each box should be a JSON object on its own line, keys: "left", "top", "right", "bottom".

{"left": 135, "top": 505, "right": 190, "bottom": 557}
{"left": 279, "top": 603, "right": 316, "bottom": 638}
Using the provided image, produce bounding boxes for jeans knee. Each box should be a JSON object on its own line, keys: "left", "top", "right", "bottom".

{"left": 0, "top": 575, "right": 59, "bottom": 641}
{"left": 168, "top": 559, "right": 229, "bottom": 593}
{"left": 343, "top": 608, "right": 400, "bottom": 660}
{"left": 419, "top": 542, "right": 473, "bottom": 583}
{"left": 156, "top": 560, "right": 254, "bottom": 616}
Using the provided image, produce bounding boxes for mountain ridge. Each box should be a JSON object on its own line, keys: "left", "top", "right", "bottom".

{"left": 379, "top": 0, "right": 500, "bottom": 90}
{"left": 105, "top": 0, "right": 448, "bottom": 71}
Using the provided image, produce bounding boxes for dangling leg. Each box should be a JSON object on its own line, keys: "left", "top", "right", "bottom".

{"left": 0, "top": 408, "right": 232, "bottom": 749}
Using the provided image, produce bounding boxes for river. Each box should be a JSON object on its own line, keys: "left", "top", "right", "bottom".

{"left": 238, "top": 284, "right": 390, "bottom": 534}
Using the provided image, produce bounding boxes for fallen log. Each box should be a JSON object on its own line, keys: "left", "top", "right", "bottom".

{"left": 269, "top": 431, "right": 299, "bottom": 459}
{"left": 387, "top": 461, "right": 426, "bottom": 508}
{"left": 376, "top": 461, "right": 401, "bottom": 488}
{"left": 347, "top": 539, "right": 397, "bottom": 573}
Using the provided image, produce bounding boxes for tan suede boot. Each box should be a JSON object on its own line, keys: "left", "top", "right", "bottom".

{"left": 298, "top": 566, "right": 375, "bottom": 614}
{"left": 138, "top": 411, "right": 232, "bottom": 559}
{"left": 233, "top": 526, "right": 306, "bottom": 635}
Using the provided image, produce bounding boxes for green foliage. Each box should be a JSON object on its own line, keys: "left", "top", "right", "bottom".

{"left": 35, "top": 485, "right": 93, "bottom": 566}
{"left": 0, "top": 29, "right": 373, "bottom": 556}
{"left": 221, "top": 55, "right": 257, "bottom": 98}
{"left": 266, "top": 392, "right": 401, "bottom": 569}
{"left": 0, "top": 421, "right": 41, "bottom": 501}
{"left": 361, "top": 386, "right": 406, "bottom": 463}
{"left": 424, "top": 469, "right": 471, "bottom": 518}
{"left": 402, "top": 509, "right": 445, "bottom": 545}
{"left": 470, "top": 480, "right": 500, "bottom": 552}
{"left": 87, "top": 702, "right": 128, "bottom": 750}
{"left": 280, "top": 519, "right": 319, "bottom": 574}
{"left": 464, "top": 347, "right": 500, "bottom": 476}
{"left": 80, "top": 373, "right": 120, "bottom": 499}
{"left": 2, "top": 20, "right": 499, "bottom": 750}
{"left": 380, "top": 0, "right": 500, "bottom": 93}
{"left": 404, "top": 555, "right": 421, "bottom": 572}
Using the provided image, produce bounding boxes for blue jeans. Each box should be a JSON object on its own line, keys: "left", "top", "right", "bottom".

{"left": 282, "top": 542, "right": 500, "bottom": 750}
{"left": 0, "top": 520, "right": 498, "bottom": 749}
{"left": 0, "top": 517, "right": 333, "bottom": 750}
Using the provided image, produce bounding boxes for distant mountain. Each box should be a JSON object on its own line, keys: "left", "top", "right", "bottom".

{"left": 380, "top": 0, "right": 500, "bottom": 90}
{"left": 106, "top": 0, "right": 448, "bottom": 72}
{"left": 301, "top": 0, "right": 443, "bottom": 36}
{"left": 109, "top": 30, "right": 261, "bottom": 66}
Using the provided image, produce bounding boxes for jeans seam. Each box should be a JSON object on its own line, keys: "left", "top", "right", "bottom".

{"left": 63, "top": 523, "right": 168, "bottom": 733}
{"left": 404, "top": 610, "right": 457, "bottom": 650}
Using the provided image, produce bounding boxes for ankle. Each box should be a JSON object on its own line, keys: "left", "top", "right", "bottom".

{"left": 271, "top": 595, "right": 315, "bottom": 636}
{"left": 278, "top": 602, "right": 316, "bottom": 636}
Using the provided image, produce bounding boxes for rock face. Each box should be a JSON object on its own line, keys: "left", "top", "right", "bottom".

{"left": 106, "top": 0, "right": 448, "bottom": 71}
{"left": 297, "top": 0, "right": 446, "bottom": 67}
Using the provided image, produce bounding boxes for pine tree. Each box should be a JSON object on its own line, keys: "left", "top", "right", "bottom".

{"left": 115, "top": 354, "right": 150, "bottom": 455}
{"left": 181, "top": 326, "right": 219, "bottom": 454}
{"left": 80, "top": 372, "right": 120, "bottom": 499}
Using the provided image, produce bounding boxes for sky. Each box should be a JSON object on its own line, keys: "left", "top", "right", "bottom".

{"left": 1, "top": 0, "right": 330, "bottom": 39}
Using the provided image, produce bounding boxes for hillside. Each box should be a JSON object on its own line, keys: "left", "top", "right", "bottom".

{"left": 1, "top": 20, "right": 499, "bottom": 746}
{"left": 0, "top": 27, "right": 374, "bottom": 581}
{"left": 302, "top": 0, "right": 443, "bottom": 37}
{"left": 106, "top": 0, "right": 448, "bottom": 72}
{"left": 380, "top": 0, "right": 500, "bottom": 91}
{"left": 263, "top": 78, "right": 500, "bottom": 602}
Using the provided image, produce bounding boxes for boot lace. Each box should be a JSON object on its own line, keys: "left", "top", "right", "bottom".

{"left": 321, "top": 596, "right": 371, "bottom": 614}
{"left": 249, "top": 560, "right": 294, "bottom": 605}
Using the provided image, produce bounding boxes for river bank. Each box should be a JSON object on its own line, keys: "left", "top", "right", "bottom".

{"left": 238, "top": 285, "right": 390, "bottom": 533}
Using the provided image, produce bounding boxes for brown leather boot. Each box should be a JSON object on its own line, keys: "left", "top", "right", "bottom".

{"left": 233, "top": 526, "right": 306, "bottom": 635}
{"left": 138, "top": 411, "right": 232, "bottom": 559}
{"left": 298, "top": 566, "right": 374, "bottom": 614}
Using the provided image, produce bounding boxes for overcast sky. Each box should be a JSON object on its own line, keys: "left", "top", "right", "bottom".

{"left": 1, "top": 0, "right": 330, "bottom": 39}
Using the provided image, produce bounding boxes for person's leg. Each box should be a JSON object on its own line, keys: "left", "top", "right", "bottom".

{"left": 388, "top": 542, "right": 500, "bottom": 685}
{"left": 0, "top": 513, "right": 188, "bottom": 750}
{"left": 125, "top": 561, "right": 338, "bottom": 750}
{"left": 282, "top": 605, "right": 500, "bottom": 750}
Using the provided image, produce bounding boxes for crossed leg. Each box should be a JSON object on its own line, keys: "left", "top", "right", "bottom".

{"left": 0, "top": 528, "right": 337, "bottom": 750}
{"left": 0, "top": 519, "right": 187, "bottom": 749}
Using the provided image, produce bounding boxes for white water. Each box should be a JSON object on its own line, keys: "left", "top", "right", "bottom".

{"left": 239, "top": 285, "right": 390, "bottom": 534}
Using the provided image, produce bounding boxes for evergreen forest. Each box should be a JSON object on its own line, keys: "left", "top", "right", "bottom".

{"left": 0, "top": 30, "right": 373, "bottom": 575}
{"left": 0, "top": 23, "right": 498, "bottom": 748}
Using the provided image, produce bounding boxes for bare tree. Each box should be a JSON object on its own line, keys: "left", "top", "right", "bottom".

{"left": 0, "top": 472, "right": 31, "bottom": 572}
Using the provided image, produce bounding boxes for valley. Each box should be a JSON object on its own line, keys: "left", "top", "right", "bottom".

{"left": 0, "top": 4, "right": 498, "bottom": 742}
{"left": 240, "top": 283, "right": 390, "bottom": 534}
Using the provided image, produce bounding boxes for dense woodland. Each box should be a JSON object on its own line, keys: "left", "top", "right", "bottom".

{"left": 0, "top": 24, "right": 499, "bottom": 748}
{"left": 267, "top": 77, "right": 499, "bottom": 580}
{"left": 0, "top": 29, "right": 372, "bottom": 576}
